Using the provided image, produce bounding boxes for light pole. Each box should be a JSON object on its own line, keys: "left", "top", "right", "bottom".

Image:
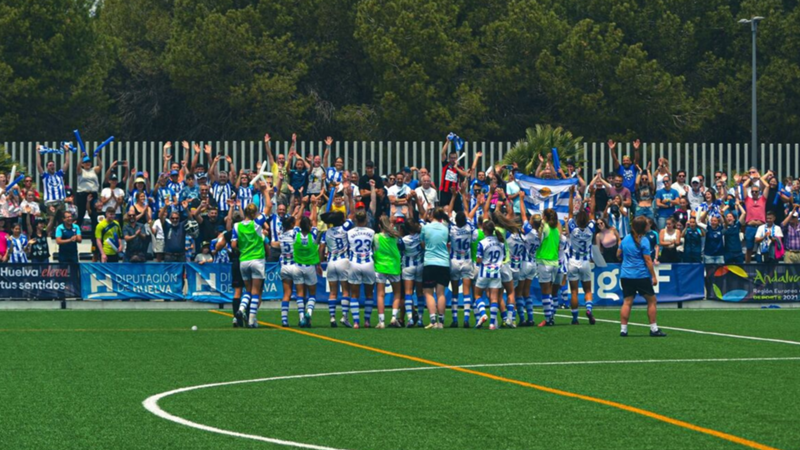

{"left": 739, "top": 16, "right": 764, "bottom": 167}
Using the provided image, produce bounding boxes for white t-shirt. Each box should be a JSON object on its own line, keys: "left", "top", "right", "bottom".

{"left": 101, "top": 187, "right": 126, "bottom": 215}
{"left": 20, "top": 200, "right": 41, "bottom": 216}
{"left": 670, "top": 181, "right": 686, "bottom": 197}
{"left": 755, "top": 224, "right": 783, "bottom": 255}
{"left": 415, "top": 186, "right": 438, "bottom": 210}
{"left": 687, "top": 188, "right": 704, "bottom": 211}
{"left": 151, "top": 218, "right": 165, "bottom": 240}
{"left": 387, "top": 184, "right": 410, "bottom": 200}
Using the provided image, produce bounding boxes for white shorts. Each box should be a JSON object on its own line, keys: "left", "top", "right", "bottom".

{"left": 520, "top": 261, "right": 536, "bottom": 280}
{"left": 450, "top": 259, "right": 474, "bottom": 280}
{"left": 377, "top": 273, "right": 401, "bottom": 284}
{"left": 152, "top": 238, "right": 164, "bottom": 254}
{"left": 402, "top": 265, "right": 423, "bottom": 282}
{"left": 511, "top": 263, "right": 524, "bottom": 281}
{"left": 476, "top": 276, "right": 502, "bottom": 289}
{"left": 295, "top": 265, "right": 318, "bottom": 285}
{"left": 280, "top": 264, "right": 299, "bottom": 281}
{"left": 348, "top": 262, "right": 376, "bottom": 285}
{"left": 240, "top": 259, "right": 266, "bottom": 281}
{"left": 567, "top": 259, "right": 592, "bottom": 283}
{"left": 537, "top": 264, "right": 561, "bottom": 284}
{"left": 500, "top": 265, "right": 513, "bottom": 283}
{"left": 326, "top": 258, "right": 350, "bottom": 282}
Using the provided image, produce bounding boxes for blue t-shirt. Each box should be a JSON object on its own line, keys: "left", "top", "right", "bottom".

{"left": 723, "top": 222, "right": 742, "bottom": 256}
{"left": 705, "top": 225, "right": 725, "bottom": 257}
{"left": 617, "top": 165, "right": 639, "bottom": 193}
{"left": 420, "top": 221, "right": 450, "bottom": 267}
{"left": 655, "top": 188, "right": 679, "bottom": 218}
{"left": 620, "top": 234, "right": 651, "bottom": 279}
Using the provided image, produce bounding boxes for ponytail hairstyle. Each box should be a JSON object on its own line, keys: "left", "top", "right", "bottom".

{"left": 281, "top": 215, "right": 296, "bottom": 231}
{"left": 320, "top": 211, "right": 345, "bottom": 228}
{"left": 379, "top": 216, "right": 401, "bottom": 238}
{"left": 483, "top": 220, "right": 504, "bottom": 243}
{"left": 455, "top": 211, "right": 467, "bottom": 228}
{"left": 491, "top": 210, "right": 519, "bottom": 234}
{"left": 543, "top": 208, "right": 559, "bottom": 229}
{"left": 433, "top": 207, "right": 449, "bottom": 222}
{"left": 299, "top": 216, "right": 312, "bottom": 234}
{"left": 403, "top": 217, "right": 421, "bottom": 235}
{"left": 530, "top": 213, "right": 542, "bottom": 230}
{"left": 631, "top": 216, "right": 648, "bottom": 248}
{"left": 244, "top": 203, "right": 259, "bottom": 220}
{"left": 575, "top": 208, "right": 589, "bottom": 229}
{"left": 355, "top": 210, "right": 368, "bottom": 225}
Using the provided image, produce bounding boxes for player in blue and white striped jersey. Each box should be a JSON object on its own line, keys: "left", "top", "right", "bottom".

{"left": 8, "top": 224, "right": 30, "bottom": 263}
{"left": 346, "top": 210, "right": 376, "bottom": 329}
{"left": 36, "top": 149, "right": 69, "bottom": 206}
{"left": 515, "top": 199, "right": 540, "bottom": 326}
{"left": 474, "top": 220, "right": 506, "bottom": 330}
{"left": 277, "top": 206, "right": 306, "bottom": 327}
{"left": 235, "top": 171, "right": 254, "bottom": 210}
{"left": 397, "top": 191, "right": 426, "bottom": 327}
{"left": 320, "top": 210, "right": 355, "bottom": 328}
{"left": 567, "top": 185, "right": 597, "bottom": 324}
{"left": 449, "top": 211, "right": 475, "bottom": 328}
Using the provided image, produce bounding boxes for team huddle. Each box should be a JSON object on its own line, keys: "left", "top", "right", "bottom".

{"left": 226, "top": 173, "right": 597, "bottom": 331}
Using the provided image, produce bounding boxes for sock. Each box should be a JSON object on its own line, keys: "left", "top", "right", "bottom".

{"left": 586, "top": 300, "right": 594, "bottom": 315}
{"left": 490, "top": 302, "right": 499, "bottom": 326}
{"left": 437, "top": 314, "right": 444, "bottom": 324}
{"left": 248, "top": 294, "right": 260, "bottom": 321}
{"left": 281, "top": 301, "right": 289, "bottom": 323}
{"left": 650, "top": 323, "right": 659, "bottom": 332}
{"left": 364, "top": 298, "right": 373, "bottom": 322}
{"left": 463, "top": 296, "right": 472, "bottom": 322}
{"left": 328, "top": 296, "right": 338, "bottom": 319}
{"left": 621, "top": 324, "right": 629, "bottom": 333}
{"left": 232, "top": 296, "right": 241, "bottom": 319}
{"left": 351, "top": 298, "right": 360, "bottom": 325}
{"left": 307, "top": 296, "right": 316, "bottom": 317}
{"left": 525, "top": 297, "right": 534, "bottom": 322}
{"left": 379, "top": 313, "right": 385, "bottom": 324}
{"left": 451, "top": 297, "right": 459, "bottom": 322}
{"left": 239, "top": 293, "right": 250, "bottom": 313}
{"left": 417, "top": 297, "right": 425, "bottom": 322}
{"left": 507, "top": 304, "right": 516, "bottom": 323}
{"left": 429, "top": 313, "right": 437, "bottom": 325}
{"left": 295, "top": 295, "right": 305, "bottom": 320}
{"left": 560, "top": 287, "right": 569, "bottom": 308}
{"left": 341, "top": 296, "right": 350, "bottom": 317}
{"left": 542, "top": 295, "right": 552, "bottom": 321}
{"left": 571, "top": 308, "right": 579, "bottom": 321}
{"left": 404, "top": 295, "right": 413, "bottom": 320}
{"left": 392, "top": 308, "right": 399, "bottom": 320}
{"left": 476, "top": 297, "right": 487, "bottom": 318}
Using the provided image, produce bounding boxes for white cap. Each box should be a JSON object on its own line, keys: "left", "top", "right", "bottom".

{"left": 691, "top": 177, "right": 701, "bottom": 184}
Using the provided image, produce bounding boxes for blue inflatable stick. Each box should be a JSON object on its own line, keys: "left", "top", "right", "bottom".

{"left": 73, "top": 129, "right": 87, "bottom": 158}
{"left": 94, "top": 136, "right": 115, "bottom": 157}
{"left": 551, "top": 147, "right": 561, "bottom": 172}
{"left": 4, "top": 174, "right": 25, "bottom": 194}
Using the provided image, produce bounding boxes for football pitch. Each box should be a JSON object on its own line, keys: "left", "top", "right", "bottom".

{"left": 2, "top": 308, "right": 799, "bottom": 450}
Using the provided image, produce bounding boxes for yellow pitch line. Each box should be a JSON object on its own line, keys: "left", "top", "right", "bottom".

{"left": 209, "top": 309, "right": 781, "bottom": 450}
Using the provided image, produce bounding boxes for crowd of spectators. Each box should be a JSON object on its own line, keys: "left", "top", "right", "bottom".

{"left": 0, "top": 136, "right": 798, "bottom": 265}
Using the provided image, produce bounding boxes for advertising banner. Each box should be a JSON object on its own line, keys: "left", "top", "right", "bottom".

{"left": 0, "top": 263, "right": 81, "bottom": 299}
{"left": 706, "top": 264, "right": 800, "bottom": 302}
{"left": 186, "top": 263, "right": 283, "bottom": 303}
{"left": 594, "top": 263, "right": 706, "bottom": 306}
{"left": 80, "top": 263, "right": 184, "bottom": 300}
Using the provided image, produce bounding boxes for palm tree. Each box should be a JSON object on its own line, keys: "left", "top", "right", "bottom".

{"left": 0, "top": 145, "right": 28, "bottom": 179}
{"left": 502, "top": 124, "right": 583, "bottom": 175}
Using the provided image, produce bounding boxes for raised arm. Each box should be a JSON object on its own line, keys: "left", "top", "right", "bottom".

{"left": 190, "top": 142, "right": 201, "bottom": 173}
{"left": 608, "top": 140, "right": 620, "bottom": 170}
{"left": 568, "top": 185, "right": 575, "bottom": 220}
{"left": 633, "top": 139, "right": 641, "bottom": 166}
{"left": 264, "top": 134, "right": 275, "bottom": 168}
{"left": 36, "top": 148, "right": 44, "bottom": 174}
{"left": 61, "top": 152, "right": 70, "bottom": 173}
{"left": 323, "top": 136, "right": 333, "bottom": 169}
{"left": 440, "top": 138, "right": 451, "bottom": 161}
{"left": 162, "top": 142, "right": 172, "bottom": 174}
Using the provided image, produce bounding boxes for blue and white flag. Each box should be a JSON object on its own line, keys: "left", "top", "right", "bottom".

{"left": 515, "top": 173, "right": 577, "bottom": 219}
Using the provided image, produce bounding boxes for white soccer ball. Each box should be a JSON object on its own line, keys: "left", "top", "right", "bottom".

{"left": 184, "top": 220, "right": 200, "bottom": 238}
{"left": 191, "top": 326, "right": 198, "bottom": 331}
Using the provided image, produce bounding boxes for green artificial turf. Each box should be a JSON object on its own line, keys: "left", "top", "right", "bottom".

{"left": 1, "top": 309, "right": 799, "bottom": 450}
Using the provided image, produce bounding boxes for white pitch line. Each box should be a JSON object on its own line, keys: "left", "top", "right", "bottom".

{"left": 143, "top": 357, "right": 800, "bottom": 449}
{"left": 554, "top": 314, "right": 800, "bottom": 346}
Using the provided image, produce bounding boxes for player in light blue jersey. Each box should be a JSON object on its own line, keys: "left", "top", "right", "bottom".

{"left": 567, "top": 186, "right": 597, "bottom": 325}
{"left": 474, "top": 220, "right": 506, "bottom": 330}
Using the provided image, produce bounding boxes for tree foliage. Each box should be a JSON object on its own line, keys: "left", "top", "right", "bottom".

{"left": 2, "top": 0, "right": 799, "bottom": 145}
{"left": 502, "top": 124, "right": 583, "bottom": 174}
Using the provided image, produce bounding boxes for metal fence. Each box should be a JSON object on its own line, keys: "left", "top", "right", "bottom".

{"left": 4, "top": 140, "right": 798, "bottom": 188}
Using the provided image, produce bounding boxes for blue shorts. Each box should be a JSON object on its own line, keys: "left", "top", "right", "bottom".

{"left": 724, "top": 253, "right": 744, "bottom": 264}
{"left": 744, "top": 226, "right": 759, "bottom": 250}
